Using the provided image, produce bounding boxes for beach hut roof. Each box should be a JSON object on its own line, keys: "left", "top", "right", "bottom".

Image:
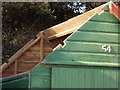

{"left": 43, "top": 2, "right": 120, "bottom": 67}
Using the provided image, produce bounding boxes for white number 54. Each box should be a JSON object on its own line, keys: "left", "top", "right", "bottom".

{"left": 102, "top": 45, "right": 112, "bottom": 53}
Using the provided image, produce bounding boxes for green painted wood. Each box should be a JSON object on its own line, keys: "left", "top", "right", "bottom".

{"left": 90, "top": 13, "right": 120, "bottom": 23}
{"left": 43, "top": 9, "right": 120, "bottom": 89}
{"left": 67, "top": 31, "right": 119, "bottom": 44}
{"left": 2, "top": 77, "right": 29, "bottom": 88}
{"left": 44, "top": 12, "right": 120, "bottom": 67}
{"left": 79, "top": 21, "right": 120, "bottom": 33}
{"left": 45, "top": 51, "right": 119, "bottom": 63}
{"left": 62, "top": 41, "right": 119, "bottom": 54}
{"left": 97, "top": 69, "right": 104, "bottom": 88}
{"left": 31, "top": 77, "right": 50, "bottom": 88}
{"left": 52, "top": 66, "right": 119, "bottom": 88}
{"left": 30, "top": 63, "right": 51, "bottom": 88}
{"left": 2, "top": 72, "right": 29, "bottom": 83}
{"left": 84, "top": 68, "right": 91, "bottom": 88}
{"left": 2, "top": 72, "right": 29, "bottom": 88}
{"left": 52, "top": 67, "right": 66, "bottom": 88}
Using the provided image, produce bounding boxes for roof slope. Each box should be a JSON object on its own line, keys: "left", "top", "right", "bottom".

{"left": 43, "top": 6, "right": 120, "bottom": 67}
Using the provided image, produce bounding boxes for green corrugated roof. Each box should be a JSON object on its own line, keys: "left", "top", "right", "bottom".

{"left": 43, "top": 12, "right": 120, "bottom": 67}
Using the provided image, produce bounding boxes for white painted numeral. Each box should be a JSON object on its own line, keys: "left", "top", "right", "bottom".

{"left": 102, "top": 45, "right": 112, "bottom": 53}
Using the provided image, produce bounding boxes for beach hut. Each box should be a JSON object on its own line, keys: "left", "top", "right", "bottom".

{"left": 2, "top": 1, "right": 120, "bottom": 88}
{"left": 1, "top": 0, "right": 106, "bottom": 78}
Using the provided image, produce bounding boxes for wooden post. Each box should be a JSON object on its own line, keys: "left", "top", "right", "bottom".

{"left": 40, "top": 32, "right": 44, "bottom": 61}
{"left": 14, "top": 60, "right": 17, "bottom": 74}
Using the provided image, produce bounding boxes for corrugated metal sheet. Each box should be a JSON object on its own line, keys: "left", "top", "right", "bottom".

{"left": 44, "top": 12, "right": 120, "bottom": 67}
{"left": 52, "top": 66, "right": 119, "bottom": 88}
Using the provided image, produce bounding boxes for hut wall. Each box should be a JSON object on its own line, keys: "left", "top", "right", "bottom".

{"left": 30, "top": 64, "right": 51, "bottom": 88}
{"left": 51, "top": 66, "right": 119, "bottom": 88}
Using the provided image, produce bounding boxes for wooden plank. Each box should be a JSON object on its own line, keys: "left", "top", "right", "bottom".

{"left": 67, "top": 31, "right": 119, "bottom": 44}
{"left": 31, "top": 40, "right": 40, "bottom": 47}
{"left": 79, "top": 20, "right": 120, "bottom": 33}
{"left": 30, "top": 46, "right": 52, "bottom": 52}
{"left": 1, "top": 35, "right": 41, "bottom": 72}
{"left": 18, "top": 51, "right": 50, "bottom": 62}
{"left": 40, "top": 33, "right": 44, "bottom": 60}
{"left": 1, "top": 63, "right": 8, "bottom": 72}
{"left": 2, "top": 71, "right": 14, "bottom": 78}
{"left": 14, "top": 61, "right": 17, "bottom": 74}
{"left": 17, "top": 63, "right": 37, "bottom": 71}
{"left": 3, "top": 63, "right": 15, "bottom": 71}
{"left": 27, "top": 50, "right": 40, "bottom": 61}
{"left": 17, "top": 61, "right": 40, "bottom": 63}
{"left": 8, "top": 39, "right": 34, "bottom": 61}
{"left": 62, "top": 41, "right": 119, "bottom": 54}
{"left": 18, "top": 52, "right": 49, "bottom": 60}
{"left": 23, "top": 51, "right": 39, "bottom": 56}
{"left": 44, "top": 50, "right": 119, "bottom": 63}
{"left": 18, "top": 54, "right": 40, "bottom": 61}
{"left": 90, "top": 13, "right": 119, "bottom": 23}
